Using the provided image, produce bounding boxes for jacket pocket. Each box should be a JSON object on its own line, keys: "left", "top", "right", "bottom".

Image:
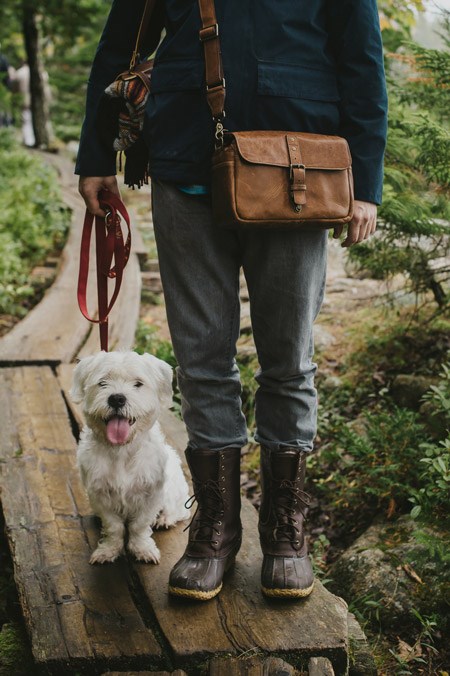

{"left": 150, "top": 59, "right": 205, "bottom": 93}
{"left": 257, "top": 61, "right": 339, "bottom": 102}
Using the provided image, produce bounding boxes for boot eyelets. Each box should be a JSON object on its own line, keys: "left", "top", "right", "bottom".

{"left": 213, "top": 540, "right": 218, "bottom": 545}
{"left": 217, "top": 521, "right": 222, "bottom": 525}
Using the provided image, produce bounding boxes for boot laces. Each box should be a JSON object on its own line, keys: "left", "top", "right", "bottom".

{"left": 271, "top": 479, "right": 311, "bottom": 543}
{"left": 183, "top": 479, "right": 225, "bottom": 543}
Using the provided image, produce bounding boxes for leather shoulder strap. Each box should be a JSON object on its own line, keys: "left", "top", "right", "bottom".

{"left": 198, "top": 0, "right": 226, "bottom": 121}
{"left": 130, "top": 0, "right": 158, "bottom": 69}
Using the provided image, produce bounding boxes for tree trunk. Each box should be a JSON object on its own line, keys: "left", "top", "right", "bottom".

{"left": 22, "top": 5, "right": 50, "bottom": 148}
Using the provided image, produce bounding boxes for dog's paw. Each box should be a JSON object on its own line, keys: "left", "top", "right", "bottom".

{"left": 153, "top": 511, "right": 173, "bottom": 530}
{"left": 89, "top": 544, "right": 123, "bottom": 565}
{"left": 128, "top": 538, "right": 161, "bottom": 564}
{"left": 154, "top": 507, "right": 190, "bottom": 529}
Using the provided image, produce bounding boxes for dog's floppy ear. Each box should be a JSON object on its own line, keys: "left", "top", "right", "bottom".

{"left": 70, "top": 355, "right": 96, "bottom": 404}
{"left": 141, "top": 353, "right": 173, "bottom": 409}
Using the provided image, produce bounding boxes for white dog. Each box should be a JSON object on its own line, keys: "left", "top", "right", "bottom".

{"left": 70, "top": 350, "right": 190, "bottom": 565}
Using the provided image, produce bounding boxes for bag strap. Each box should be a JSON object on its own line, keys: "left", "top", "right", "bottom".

{"left": 130, "top": 0, "right": 158, "bottom": 69}
{"left": 198, "top": 0, "right": 226, "bottom": 144}
{"left": 77, "top": 190, "right": 131, "bottom": 352}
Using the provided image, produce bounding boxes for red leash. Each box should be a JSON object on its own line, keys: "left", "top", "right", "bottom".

{"left": 77, "top": 190, "right": 131, "bottom": 351}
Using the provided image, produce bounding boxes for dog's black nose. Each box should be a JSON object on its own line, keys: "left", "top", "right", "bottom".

{"left": 108, "top": 393, "right": 126, "bottom": 409}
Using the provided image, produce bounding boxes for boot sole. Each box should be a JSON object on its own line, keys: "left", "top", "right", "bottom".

{"left": 168, "top": 583, "right": 222, "bottom": 601}
{"left": 261, "top": 579, "right": 315, "bottom": 599}
{"left": 168, "top": 554, "right": 237, "bottom": 601}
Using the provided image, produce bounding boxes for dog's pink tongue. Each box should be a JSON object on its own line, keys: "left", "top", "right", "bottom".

{"left": 106, "top": 417, "right": 131, "bottom": 445}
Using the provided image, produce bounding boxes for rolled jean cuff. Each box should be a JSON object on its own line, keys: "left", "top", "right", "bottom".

{"left": 187, "top": 438, "right": 248, "bottom": 452}
{"left": 254, "top": 435, "right": 314, "bottom": 453}
{"left": 188, "top": 438, "right": 248, "bottom": 453}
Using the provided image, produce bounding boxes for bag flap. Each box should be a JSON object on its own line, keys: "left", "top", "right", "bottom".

{"left": 231, "top": 131, "right": 351, "bottom": 170}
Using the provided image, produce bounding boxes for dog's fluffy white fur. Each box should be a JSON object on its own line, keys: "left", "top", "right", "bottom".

{"left": 70, "top": 350, "right": 190, "bottom": 565}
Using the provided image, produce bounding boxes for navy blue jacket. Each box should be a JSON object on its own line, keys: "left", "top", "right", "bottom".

{"left": 75, "top": 0, "right": 388, "bottom": 204}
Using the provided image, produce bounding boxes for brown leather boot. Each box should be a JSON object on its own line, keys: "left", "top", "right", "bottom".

{"left": 168, "top": 447, "right": 242, "bottom": 601}
{"left": 259, "top": 446, "right": 314, "bottom": 599}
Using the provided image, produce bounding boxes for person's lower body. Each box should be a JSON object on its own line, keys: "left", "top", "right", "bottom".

{"left": 151, "top": 179, "right": 327, "bottom": 599}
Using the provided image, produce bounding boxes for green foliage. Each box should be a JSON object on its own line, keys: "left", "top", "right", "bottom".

{"left": 46, "top": 9, "right": 108, "bottom": 141}
{"left": 378, "top": 0, "right": 425, "bottom": 51}
{"left": 310, "top": 406, "right": 428, "bottom": 526}
{"left": 387, "top": 610, "right": 440, "bottom": 675}
{"left": 0, "top": 130, "right": 70, "bottom": 315}
{"left": 349, "top": 12, "right": 450, "bottom": 311}
{"left": 0, "top": 0, "right": 109, "bottom": 142}
{"left": 421, "top": 360, "right": 450, "bottom": 423}
{"left": 134, "top": 321, "right": 177, "bottom": 368}
{"left": 0, "top": 622, "right": 34, "bottom": 676}
{"left": 237, "top": 354, "right": 259, "bottom": 433}
{"left": 309, "top": 534, "right": 332, "bottom": 584}
{"left": 133, "top": 321, "right": 181, "bottom": 415}
{"left": 408, "top": 361, "right": 450, "bottom": 523}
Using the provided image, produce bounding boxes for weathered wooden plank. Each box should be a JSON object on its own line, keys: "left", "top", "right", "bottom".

{"left": 102, "top": 672, "right": 187, "bottom": 676}
{"left": 209, "top": 656, "right": 297, "bottom": 675}
{"left": 0, "top": 196, "right": 94, "bottom": 365}
{"left": 56, "top": 362, "right": 84, "bottom": 430}
{"left": 77, "top": 251, "right": 142, "bottom": 357}
{"left": 54, "top": 365, "right": 349, "bottom": 673}
{"left": 0, "top": 151, "right": 142, "bottom": 364}
{"left": 134, "top": 414, "right": 349, "bottom": 674}
{"left": 0, "top": 366, "right": 164, "bottom": 669}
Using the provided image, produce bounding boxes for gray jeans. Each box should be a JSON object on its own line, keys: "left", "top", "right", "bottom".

{"left": 151, "top": 179, "right": 328, "bottom": 453}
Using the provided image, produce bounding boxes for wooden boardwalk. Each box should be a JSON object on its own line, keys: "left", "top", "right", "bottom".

{"left": 0, "top": 154, "right": 374, "bottom": 675}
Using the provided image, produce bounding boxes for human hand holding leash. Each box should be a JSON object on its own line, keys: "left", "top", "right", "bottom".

{"left": 333, "top": 200, "right": 377, "bottom": 247}
{"left": 79, "top": 175, "right": 121, "bottom": 217}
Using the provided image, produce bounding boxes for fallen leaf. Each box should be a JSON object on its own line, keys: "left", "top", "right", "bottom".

{"left": 403, "top": 563, "right": 424, "bottom": 585}
{"left": 397, "top": 637, "right": 422, "bottom": 662}
{"left": 387, "top": 497, "right": 396, "bottom": 519}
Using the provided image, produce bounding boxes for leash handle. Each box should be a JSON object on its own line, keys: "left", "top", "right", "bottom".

{"left": 77, "top": 190, "right": 131, "bottom": 352}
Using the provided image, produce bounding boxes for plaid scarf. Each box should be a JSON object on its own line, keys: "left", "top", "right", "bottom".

{"left": 97, "top": 66, "right": 152, "bottom": 188}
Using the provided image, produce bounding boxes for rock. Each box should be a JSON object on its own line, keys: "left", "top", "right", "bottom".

{"left": 308, "top": 656, "right": 335, "bottom": 675}
{"left": 320, "top": 375, "right": 344, "bottom": 392}
{"left": 391, "top": 374, "right": 438, "bottom": 410}
{"left": 328, "top": 516, "right": 450, "bottom": 631}
{"left": 346, "top": 415, "right": 368, "bottom": 438}
{"left": 347, "top": 612, "right": 377, "bottom": 676}
{"left": 314, "top": 324, "right": 337, "bottom": 351}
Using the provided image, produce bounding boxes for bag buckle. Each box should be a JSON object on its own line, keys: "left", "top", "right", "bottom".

{"left": 290, "top": 163, "right": 306, "bottom": 178}
{"left": 215, "top": 118, "right": 226, "bottom": 149}
{"left": 206, "top": 77, "right": 226, "bottom": 91}
{"left": 199, "top": 23, "right": 219, "bottom": 42}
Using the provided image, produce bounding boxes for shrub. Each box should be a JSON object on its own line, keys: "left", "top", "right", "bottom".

{"left": 0, "top": 130, "right": 70, "bottom": 315}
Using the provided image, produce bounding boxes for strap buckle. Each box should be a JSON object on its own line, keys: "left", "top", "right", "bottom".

{"left": 199, "top": 23, "right": 219, "bottom": 42}
{"left": 290, "top": 163, "right": 306, "bottom": 178}
{"left": 206, "top": 77, "right": 226, "bottom": 91}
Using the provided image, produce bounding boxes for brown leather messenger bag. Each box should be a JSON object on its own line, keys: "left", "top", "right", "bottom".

{"left": 198, "top": 0, "right": 355, "bottom": 229}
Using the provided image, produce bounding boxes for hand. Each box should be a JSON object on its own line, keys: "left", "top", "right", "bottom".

{"left": 79, "top": 176, "right": 121, "bottom": 217}
{"left": 332, "top": 200, "right": 377, "bottom": 247}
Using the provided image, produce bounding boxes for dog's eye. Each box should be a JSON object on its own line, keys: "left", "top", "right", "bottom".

{"left": 98, "top": 380, "right": 107, "bottom": 388}
{"left": 134, "top": 381, "right": 144, "bottom": 388}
